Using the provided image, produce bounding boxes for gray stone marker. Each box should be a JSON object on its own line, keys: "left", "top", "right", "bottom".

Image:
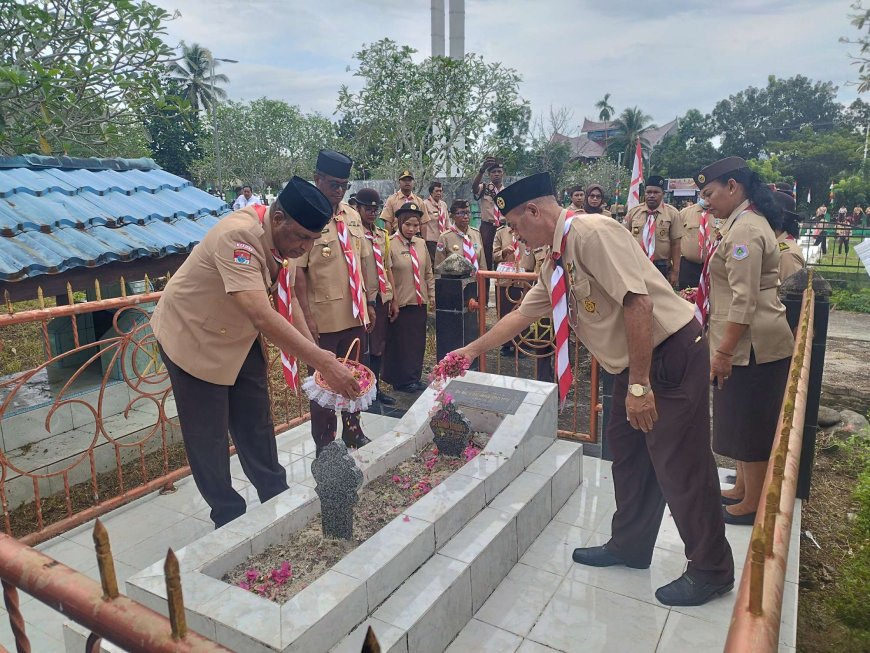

{"left": 311, "top": 441, "right": 364, "bottom": 540}
{"left": 430, "top": 402, "right": 472, "bottom": 457}
{"left": 444, "top": 380, "right": 527, "bottom": 415}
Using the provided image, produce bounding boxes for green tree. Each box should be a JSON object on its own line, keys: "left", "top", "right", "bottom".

{"left": 651, "top": 109, "right": 719, "bottom": 178}
{"left": 606, "top": 106, "right": 655, "bottom": 167}
{"left": 192, "top": 98, "right": 342, "bottom": 192}
{"left": 168, "top": 42, "right": 229, "bottom": 113}
{"left": 842, "top": 97, "right": 870, "bottom": 135}
{"left": 336, "top": 39, "right": 526, "bottom": 191}
{"left": 143, "top": 78, "right": 204, "bottom": 179}
{"left": 841, "top": 1, "right": 870, "bottom": 92}
{"left": 595, "top": 93, "right": 615, "bottom": 150}
{"left": 746, "top": 157, "right": 785, "bottom": 183}
{"left": 559, "top": 158, "right": 627, "bottom": 205}
{"left": 710, "top": 75, "right": 843, "bottom": 159}
{"left": 833, "top": 173, "right": 870, "bottom": 208}
{"left": 0, "top": 0, "right": 175, "bottom": 156}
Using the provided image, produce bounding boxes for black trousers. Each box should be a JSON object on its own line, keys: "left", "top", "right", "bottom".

{"left": 480, "top": 221, "right": 497, "bottom": 301}
{"left": 605, "top": 322, "right": 734, "bottom": 584}
{"left": 652, "top": 259, "right": 669, "bottom": 279}
{"left": 160, "top": 342, "right": 288, "bottom": 528}
{"left": 678, "top": 258, "right": 703, "bottom": 290}
{"left": 309, "top": 326, "right": 368, "bottom": 451}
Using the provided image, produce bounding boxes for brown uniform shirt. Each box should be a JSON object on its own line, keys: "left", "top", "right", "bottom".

{"left": 362, "top": 226, "right": 393, "bottom": 303}
{"left": 150, "top": 206, "right": 288, "bottom": 385}
{"left": 422, "top": 197, "right": 449, "bottom": 242}
{"left": 388, "top": 234, "right": 435, "bottom": 307}
{"left": 493, "top": 225, "right": 536, "bottom": 287}
{"left": 679, "top": 203, "right": 706, "bottom": 264}
{"left": 380, "top": 191, "right": 429, "bottom": 234}
{"left": 474, "top": 182, "right": 505, "bottom": 224}
{"left": 776, "top": 232, "right": 805, "bottom": 282}
{"left": 295, "top": 202, "right": 370, "bottom": 334}
{"left": 708, "top": 200, "right": 794, "bottom": 366}
{"left": 434, "top": 227, "right": 488, "bottom": 269}
{"left": 625, "top": 203, "right": 683, "bottom": 261}
{"left": 519, "top": 210, "right": 694, "bottom": 374}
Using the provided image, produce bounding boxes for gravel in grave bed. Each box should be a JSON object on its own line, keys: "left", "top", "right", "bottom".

{"left": 223, "top": 436, "right": 489, "bottom": 604}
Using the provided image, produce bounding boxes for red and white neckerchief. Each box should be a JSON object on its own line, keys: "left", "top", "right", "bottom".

{"left": 253, "top": 205, "right": 298, "bottom": 391}
{"left": 451, "top": 226, "right": 479, "bottom": 271}
{"left": 698, "top": 209, "right": 712, "bottom": 260}
{"left": 510, "top": 233, "right": 521, "bottom": 270}
{"left": 642, "top": 210, "right": 657, "bottom": 261}
{"left": 436, "top": 201, "right": 447, "bottom": 233}
{"left": 405, "top": 237, "right": 424, "bottom": 305}
{"left": 365, "top": 229, "right": 387, "bottom": 294}
{"left": 334, "top": 215, "right": 366, "bottom": 324}
{"left": 694, "top": 205, "right": 754, "bottom": 326}
{"left": 550, "top": 210, "right": 578, "bottom": 409}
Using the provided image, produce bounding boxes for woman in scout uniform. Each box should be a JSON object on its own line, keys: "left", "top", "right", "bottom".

{"left": 382, "top": 202, "right": 435, "bottom": 393}
{"left": 493, "top": 223, "right": 536, "bottom": 356}
{"left": 694, "top": 157, "right": 794, "bottom": 526}
{"left": 771, "top": 189, "right": 805, "bottom": 281}
{"left": 434, "top": 199, "right": 487, "bottom": 272}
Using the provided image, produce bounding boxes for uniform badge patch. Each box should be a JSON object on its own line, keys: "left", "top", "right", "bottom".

{"left": 436, "top": 241, "right": 445, "bottom": 251}
{"left": 732, "top": 244, "right": 749, "bottom": 260}
{"left": 234, "top": 242, "right": 254, "bottom": 252}
{"left": 778, "top": 241, "right": 789, "bottom": 252}
{"left": 233, "top": 249, "right": 252, "bottom": 265}
{"left": 583, "top": 299, "right": 596, "bottom": 313}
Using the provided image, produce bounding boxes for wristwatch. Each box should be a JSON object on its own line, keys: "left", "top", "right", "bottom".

{"left": 628, "top": 383, "right": 652, "bottom": 397}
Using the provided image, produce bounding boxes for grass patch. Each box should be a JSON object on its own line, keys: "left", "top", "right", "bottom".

{"left": 831, "top": 287, "right": 870, "bottom": 314}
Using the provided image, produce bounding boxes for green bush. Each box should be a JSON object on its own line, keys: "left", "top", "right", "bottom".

{"left": 831, "top": 287, "right": 870, "bottom": 313}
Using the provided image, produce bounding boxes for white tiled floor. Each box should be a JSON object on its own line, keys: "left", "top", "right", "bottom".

{"left": 0, "top": 413, "right": 397, "bottom": 653}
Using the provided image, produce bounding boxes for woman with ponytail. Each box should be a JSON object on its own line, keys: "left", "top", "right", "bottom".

{"left": 693, "top": 157, "right": 795, "bottom": 526}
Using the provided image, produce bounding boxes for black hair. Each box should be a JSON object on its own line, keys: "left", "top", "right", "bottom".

{"left": 713, "top": 168, "right": 783, "bottom": 232}
{"left": 242, "top": 184, "right": 252, "bottom": 192}
{"left": 783, "top": 213, "right": 800, "bottom": 239}
{"left": 429, "top": 181, "right": 442, "bottom": 194}
{"left": 568, "top": 185, "right": 584, "bottom": 196}
{"left": 774, "top": 181, "right": 792, "bottom": 193}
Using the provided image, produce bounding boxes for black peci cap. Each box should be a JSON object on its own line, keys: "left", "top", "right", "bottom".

{"left": 355, "top": 188, "right": 381, "bottom": 207}
{"left": 694, "top": 157, "right": 748, "bottom": 189}
{"left": 316, "top": 149, "right": 353, "bottom": 179}
{"left": 278, "top": 176, "right": 332, "bottom": 232}
{"left": 495, "top": 172, "right": 555, "bottom": 216}
{"left": 646, "top": 175, "right": 666, "bottom": 190}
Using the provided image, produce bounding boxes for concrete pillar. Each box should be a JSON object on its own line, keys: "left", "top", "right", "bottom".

{"left": 449, "top": 0, "right": 465, "bottom": 60}
{"left": 431, "top": 0, "right": 445, "bottom": 57}
{"left": 435, "top": 275, "right": 479, "bottom": 367}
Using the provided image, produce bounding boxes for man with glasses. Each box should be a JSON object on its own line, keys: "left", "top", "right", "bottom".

{"left": 434, "top": 199, "right": 487, "bottom": 274}
{"left": 295, "top": 150, "right": 373, "bottom": 456}
{"left": 380, "top": 170, "right": 430, "bottom": 235}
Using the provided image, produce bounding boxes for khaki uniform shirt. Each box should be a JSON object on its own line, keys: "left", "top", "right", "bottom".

{"left": 380, "top": 191, "right": 429, "bottom": 234}
{"left": 150, "top": 206, "right": 288, "bottom": 385}
{"left": 475, "top": 182, "right": 505, "bottom": 224}
{"left": 626, "top": 202, "right": 683, "bottom": 261}
{"left": 422, "top": 197, "right": 449, "bottom": 242}
{"left": 295, "top": 202, "right": 370, "bottom": 334}
{"left": 679, "top": 203, "right": 706, "bottom": 264}
{"left": 362, "top": 226, "right": 393, "bottom": 303}
{"left": 493, "top": 225, "right": 536, "bottom": 287}
{"left": 708, "top": 200, "right": 794, "bottom": 366}
{"left": 519, "top": 210, "right": 694, "bottom": 374}
{"left": 434, "top": 227, "right": 488, "bottom": 270}
{"left": 776, "top": 232, "right": 805, "bottom": 282}
{"left": 389, "top": 234, "right": 435, "bottom": 307}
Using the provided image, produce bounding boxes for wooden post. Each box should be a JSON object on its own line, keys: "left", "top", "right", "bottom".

{"left": 164, "top": 550, "right": 187, "bottom": 640}
{"left": 92, "top": 520, "right": 119, "bottom": 600}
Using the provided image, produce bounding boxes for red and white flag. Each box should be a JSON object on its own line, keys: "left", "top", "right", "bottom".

{"left": 627, "top": 139, "right": 644, "bottom": 211}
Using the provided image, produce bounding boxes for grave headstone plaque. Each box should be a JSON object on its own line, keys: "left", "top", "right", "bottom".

{"left": 444, "top": 380, "right": 527, "bottom": 415}
{"left": 429, "top": 402, "right": 472, "bottom": 457}
{"left": 311, "top": 441, "right": 364, "bottom": 539}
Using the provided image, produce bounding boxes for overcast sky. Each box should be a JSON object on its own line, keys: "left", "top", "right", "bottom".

{"left": 152, "top": 0, "right": 863, "bottom": 130}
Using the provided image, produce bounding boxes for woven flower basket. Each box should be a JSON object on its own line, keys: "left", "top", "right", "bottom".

{"left": 303, "top": 338, "right": 377, "bottom": 412}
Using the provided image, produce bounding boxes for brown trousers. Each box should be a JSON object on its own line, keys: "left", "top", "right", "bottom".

{"left": 309, "top": 325, "right": 368, "bottom": 451}
{"left": 605, "top": 321, "right": 734, "bottom": 584}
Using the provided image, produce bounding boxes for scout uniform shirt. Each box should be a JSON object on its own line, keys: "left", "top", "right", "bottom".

{"left": 679, "top": 203, "right": 706, "bottom": 264}
{"left": 388, "top": 234, "right": 435, "bottom": 306}
{"left": 625, "top": 202, "right": 683, "bottom": 261}
{"left": 422, "top": 196, "right": 450, "bottom": 242}
{"left": 295, "top": 202, "right": 370, "bottom": 334}
{"left": 434, "top": 226, "right": 488, "bottom": 269}
{"left": 476, "top": 181, "right": 504, "bottom": 225}
{"left": 493, "top": 225, "right": 536, "bottom": 287}
{"left": 363, "top": 226, "right": 394, "bottom": 303}
{"left": 518, "top": 210, "right": 694, "bottom": 374}
{"left": 380, "top": 191, "right": 430, "bottom": 234}
{"left": 708, "top": 200, "right": 794, "bottom": 366}
{"left": 776, "top": 231, "right": 805, "bottom": 283}
{"left": 150, "top": 206, "right": 287, "bottom": 386}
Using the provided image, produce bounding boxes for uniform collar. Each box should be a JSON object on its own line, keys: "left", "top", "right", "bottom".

{"left": 720, "top": 199, "right": 751, "bottom": 238}
{"left": 645, "top": 202, "right": 665, "bottom": 214}
{"left": 552, "top": 208, "right": 570, "bottom": 255}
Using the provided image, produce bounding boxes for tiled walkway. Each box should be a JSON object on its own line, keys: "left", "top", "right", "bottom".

{"left": 1, "top": 420, "right": 800, "bottom": 653}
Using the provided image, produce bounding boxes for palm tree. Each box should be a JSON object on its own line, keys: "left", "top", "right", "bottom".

{"left": 607, "top": 106, "right": 656, "bottom": 168}
{"left": 595, "top": 93, "right": 615, "bottom": 149}
{"left": 169, "top": 42, "right": 229, "bottom": 113}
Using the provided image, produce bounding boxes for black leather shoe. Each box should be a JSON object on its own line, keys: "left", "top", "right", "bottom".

{"left": 411, "top": 381, "right": 428, "bottom": 392}
{"left": 343, "top": 432, "right": 371, "bottom": 449}
{"left": 377, "top": 392, "right": 396, "bottom": 406}
{"left": 395, "top": 384, "right": 416, "bottom": 393}
{"left": 721, "top": 495, "right": 742, "bottom": 506}
{"left": 655, "top": 572, "right": 734, "bottom": 607}
{"left": 571, "top": 545, "right": 650, "bottom": 569}
{"left": 722, "top": 506, "right": 757, "bottom": 526}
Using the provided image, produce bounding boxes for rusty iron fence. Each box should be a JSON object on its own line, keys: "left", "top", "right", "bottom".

{"left": 475, "top": 269, "right": 601, "bottom": 443}
{"left": 724, "top": 275, "right": 815, "bottom": 652}
{"left": 0, "top": 277, "right": 308, "bottom": 546}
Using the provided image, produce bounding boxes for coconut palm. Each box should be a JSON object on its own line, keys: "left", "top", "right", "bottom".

{"left": 607, "top": 106, "right": 656, "bottom": 167}
{"left": 168, "top": 42, "right": 229, "bottom": 113}
{"left": 595, "top": 93, "right": 615, "bottom": 150}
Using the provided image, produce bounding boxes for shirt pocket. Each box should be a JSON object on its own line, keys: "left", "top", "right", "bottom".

{"left": 569, "top": 276, "right": 612, "bottom": 326}
{"left": 656, "top": 217, "right": 672, "bottom": 241}
{"left": 201, "top": 307, "right": 255, "bottom": 340}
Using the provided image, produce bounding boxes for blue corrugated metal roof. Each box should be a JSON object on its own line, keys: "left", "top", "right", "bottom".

{"left": 0, "top": 156, "right": 230, "bottom": 282}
